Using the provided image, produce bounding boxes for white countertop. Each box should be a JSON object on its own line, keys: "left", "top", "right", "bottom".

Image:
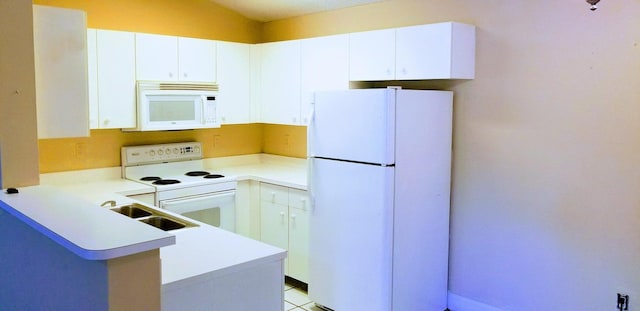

{"left": 160, "top": 223, "right": 285, "bottom": 288}
{"left": 203, "top": 154, "right": 307, "bottom": 189}
{"left": 36, "top": 153, "right": 302, "bottom": 281}
{"left": 0, "top": 185, "right": 175, "bottom": 260}
{"left": 40, "top": 154, "right": 308, "bottom": 196}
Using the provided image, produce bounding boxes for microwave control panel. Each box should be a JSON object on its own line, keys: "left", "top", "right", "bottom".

{"left": 122, "top": 142, "right": 203, "bottom": 166}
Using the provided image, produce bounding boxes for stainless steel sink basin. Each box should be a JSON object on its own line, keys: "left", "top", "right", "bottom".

{"left": 111, "top": 204, "right": 153, "bottom": 218}
{"left": 139, "top": 216, "right": 190, "bottom": 231}
{"left": 109, "top": 203, "right": 198, "bottom": 231}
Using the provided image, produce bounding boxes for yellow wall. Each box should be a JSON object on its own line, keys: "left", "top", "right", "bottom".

{"left": 0, "top": 0, "right": 40, "bottom": 187}
{"left": 262, "top": 125, "right": 307, "bottom": 158}
{"left": 38, "top": 125, "right": 263, "bottom": 173}
{"left": 33, "top": 0, "right": 261, "bottom": 43}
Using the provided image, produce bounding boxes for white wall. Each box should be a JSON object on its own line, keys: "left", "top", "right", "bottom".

{"left": 264, "top": 0, "right": 640, "bottom": 310}
{"left": 449, "top": 1, "right": 640, "bottom": 310}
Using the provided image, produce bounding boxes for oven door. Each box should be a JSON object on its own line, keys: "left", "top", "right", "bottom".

{"left": 159, "top": 190, "right": 235, "bottom": 232}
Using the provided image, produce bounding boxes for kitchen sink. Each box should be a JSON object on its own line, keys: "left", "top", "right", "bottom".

{"left": 109, "top": 203, "right": 198, "bottom": 231}
{"left": 139, "top": 216, "right": 190, "bottom": 231}
{"left": 111, "top": 204, "right": 153, "bottom": 218}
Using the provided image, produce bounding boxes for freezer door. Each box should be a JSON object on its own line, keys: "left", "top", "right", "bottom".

{"left": 309, "top": 89, "right": 395, "bottom": 165}
{"left": 308, "top": 157, "right": 394, "bottom": 311}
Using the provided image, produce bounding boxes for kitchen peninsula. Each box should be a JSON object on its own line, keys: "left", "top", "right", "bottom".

{"left": 30, "top": 153, "right": 306, "bottom": 310}
{"left": 1, "top": 180, "right": 288, "bottom": 310}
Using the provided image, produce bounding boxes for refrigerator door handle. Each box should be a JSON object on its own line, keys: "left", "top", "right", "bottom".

{"left": 307, "top": 158, "right": 315, "bottom": 212}
{"left": 307, "top": 96, "right": 316, "bottom": 212}
{"left": 307, "top": 97, "right": 316, "bottom": 158}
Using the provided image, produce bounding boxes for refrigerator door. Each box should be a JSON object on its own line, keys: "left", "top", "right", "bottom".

{"left": 308, "top": 157, "right": 394, "bottom": 311}
{"left": 309, "top": 89, "right": 395, "bottom": 165}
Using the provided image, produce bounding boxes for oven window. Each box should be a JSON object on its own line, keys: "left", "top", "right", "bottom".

{"left": 182, "top": 208, "right": 221, "bottom": 227}
{"left": 159, "top": 190, "right": 236, "bottom": 232}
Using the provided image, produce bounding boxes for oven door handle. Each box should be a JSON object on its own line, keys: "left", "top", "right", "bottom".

{"left": 160, "top": 190, "right": 235, "bottom": 214}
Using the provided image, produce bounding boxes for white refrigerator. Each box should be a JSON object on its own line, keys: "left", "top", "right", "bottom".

{"left": 308, "top": 88, "right": 453, "bottom": 311}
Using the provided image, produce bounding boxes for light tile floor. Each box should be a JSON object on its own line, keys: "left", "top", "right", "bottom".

{"left": 284, "top": 279, "right": 324, "bottom": 311}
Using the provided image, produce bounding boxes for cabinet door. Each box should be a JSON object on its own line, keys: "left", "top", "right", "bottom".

{"left": 396, "top": 23, "right": 450, "bottom": 80}
{"left": 396, "top": 22, "right": 476, "bottom": 79}
{"left": 300, "top": 34, "right": 349, "bottom": 125}
{"left": 33, "top": 5, "right": 89, "bottom": 138}
{"left": 288, "top": 189, "right": 310, "bottom": 283}
{"left": 348, "top": 28, "right": 395, "bottom": 81}
{"left": 87, "top": 29, "right": 99, "bottom": 129}
{"left": 135, "top": 33, "right": 178, "bottom": 81}
{"left": 178, "top": 37, "right": 216, "bottom": 82}
{"left": 258, "top": 41, "right": 302, "bottom": 125}
{"left": 217, "top": 41, "right": 252, "bottom": 124}
{"left": 96, "top": 30, "right": 136, "bottom": 128}
{"left": 260, "top": 201, "right": 289, "bottom": 267}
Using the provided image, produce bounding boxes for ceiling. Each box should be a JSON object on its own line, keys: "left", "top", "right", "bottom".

{"left": 209, "top": 0, "right": 388, "bottom": 22}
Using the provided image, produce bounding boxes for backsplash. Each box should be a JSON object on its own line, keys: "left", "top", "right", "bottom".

{"left": 38, "top": 124, "right": 307, "bottom": 173}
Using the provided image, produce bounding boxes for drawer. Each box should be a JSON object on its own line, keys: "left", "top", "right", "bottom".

{"left": 260, "top": 183, "right": 288, "bottom": 205}
{"left": 289, "top": 188, "right": 309, "bottom": 210}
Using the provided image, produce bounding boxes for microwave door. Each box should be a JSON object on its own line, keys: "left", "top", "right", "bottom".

{"left": 145, "top": 95, "right": 200, "bottom": 129}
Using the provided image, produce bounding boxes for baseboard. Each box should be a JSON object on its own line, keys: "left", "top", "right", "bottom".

{"left": 448, "top": 292, "right": 504, "bottom": 311}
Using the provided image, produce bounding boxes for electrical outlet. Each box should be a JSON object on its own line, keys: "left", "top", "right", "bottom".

{"left": 617, "top": 293, "right": 629, "bottom": 311}
{"left": 74, "top": 142, "right": 86, "bottom": 158}
{"left": 213, "top": 135, "right": 221, "bottom": 148}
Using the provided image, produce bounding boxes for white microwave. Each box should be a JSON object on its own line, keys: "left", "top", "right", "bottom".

{"left": 124, "top": 81, "right": 220, "bottom": 131}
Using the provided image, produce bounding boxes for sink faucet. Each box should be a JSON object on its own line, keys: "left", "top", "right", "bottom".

{"left": 100, "top": 200, "right": 116, "bottom": 207}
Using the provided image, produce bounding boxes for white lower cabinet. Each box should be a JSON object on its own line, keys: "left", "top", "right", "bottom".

{"left": 260, "top": 182, "right": 309, "bottom": 283}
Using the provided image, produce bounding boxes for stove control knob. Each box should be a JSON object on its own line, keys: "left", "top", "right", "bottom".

{"left": 158, "top": 149, "right": 164, "bottom": 155}
{"left": 149, "top": 150, "right": 156, "bottom": 157}
{"left": 174, "top": 147, "right": 179, "bottom": 154}
{"left": 166, "top": 148, "right": 172, "bottom": 155}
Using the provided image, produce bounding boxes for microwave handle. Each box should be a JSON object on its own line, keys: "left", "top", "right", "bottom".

{"left": 201, "top": 95, "right": 207, "bottom": 123}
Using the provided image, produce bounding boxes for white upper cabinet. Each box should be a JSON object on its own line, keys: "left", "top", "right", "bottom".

{"left": 348, "top": 28, "right": 396, "bottom": 81}
{"left": 135, "top": 33, "right": 178, "bottom": 81}
{"left": 349, "top": 22, "right": 476, "bottom": 81}
{"left": 135, "top": 34, "right": 216, "bottom": 82}
{"left": 33, "top": 5, "right": 89, "bottom": 138}
{"left": 178, "top": 37, "right": 217, "bottom": 82}
{"left": 300, "top": 34, "right": 349, "bottom": 125}
{"left": 87, "top": 29, "right": 98, "bottom": 129}
{"left": 396, "top": 22, "right": 476, "bottom": 80}
{"left": 88, "top": 29, "right": 136, "bottom": 129}
{"left": 216, "top": 41, "right": 252, "bottom": 124}
{"left": 258, "top": 40, "right": 302, "bottom": 125}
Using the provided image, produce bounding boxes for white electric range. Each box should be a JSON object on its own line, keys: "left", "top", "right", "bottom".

{"left": 121, "top": 142, "right": 237, "bottom": 232}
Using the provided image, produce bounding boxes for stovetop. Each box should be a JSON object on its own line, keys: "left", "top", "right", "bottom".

{"left": 122, "top": 142, "right": 236, "bottom": 191}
